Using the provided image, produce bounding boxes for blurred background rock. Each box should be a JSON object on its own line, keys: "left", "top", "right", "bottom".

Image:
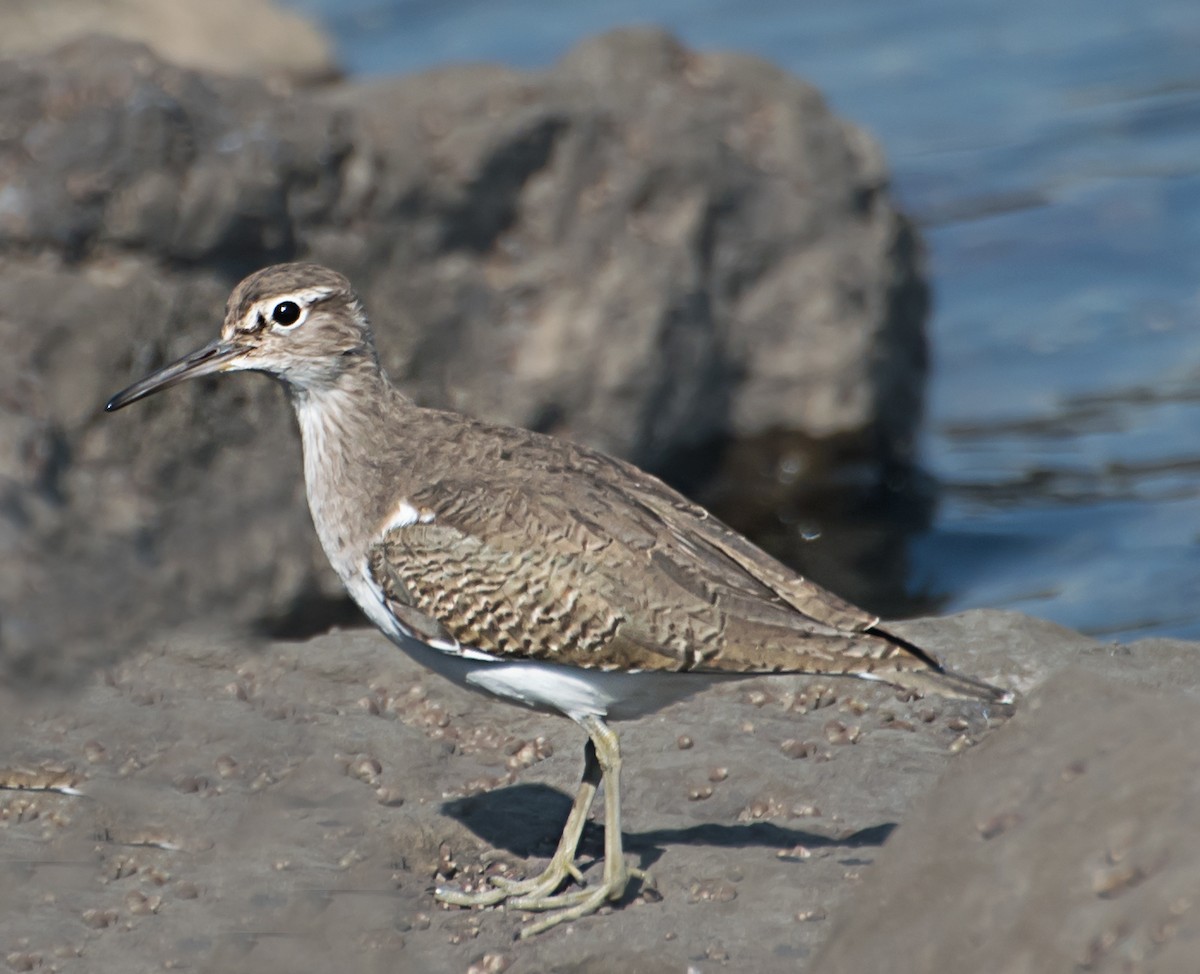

{"left": 292, "top": 0, "right": 1200, "bottom": 646}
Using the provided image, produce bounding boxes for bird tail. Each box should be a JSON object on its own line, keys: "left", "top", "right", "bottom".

{"left": 868, "top": 625, "right": 1016, "bottom": 708}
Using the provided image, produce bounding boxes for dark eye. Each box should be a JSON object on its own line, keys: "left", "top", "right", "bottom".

{"left": 271, "top": 301, "right": 302, "bottom": 326}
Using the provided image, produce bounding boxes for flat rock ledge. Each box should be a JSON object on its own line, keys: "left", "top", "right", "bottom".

{"left": 2, "top": 609, "right": 1196, "bottom": 973}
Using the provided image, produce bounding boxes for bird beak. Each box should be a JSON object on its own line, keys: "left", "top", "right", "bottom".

{"left": 105, "top": 338, "right": 247, "bottom": 412}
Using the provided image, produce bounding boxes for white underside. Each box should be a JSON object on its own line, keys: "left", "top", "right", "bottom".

{"left": 345, "top": 568, "right": 737, "bottom": 723}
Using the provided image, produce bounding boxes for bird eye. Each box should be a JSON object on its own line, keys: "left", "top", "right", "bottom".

{"left": 271, "top": 301, "right": 302, "bottom": 327}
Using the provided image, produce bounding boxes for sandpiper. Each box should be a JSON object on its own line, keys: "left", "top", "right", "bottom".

{"left": 106, "top": 263, "right": 1011, "bottom": 937}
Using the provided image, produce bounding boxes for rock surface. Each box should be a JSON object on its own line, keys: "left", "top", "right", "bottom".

{"left": 0, "top": 0, "right": 338, "bottom": 84}
{"left": 0, "top": 30, "right": 927, "bottom": 680}
{"left": 811, "top": 647, "right": 1200, "bottom": 974}
{"left": 5, "top": 610, "right": 1197, "bottom": 973}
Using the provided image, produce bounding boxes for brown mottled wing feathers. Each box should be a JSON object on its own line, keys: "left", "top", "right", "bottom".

{"left": 363, "top": 446, "right": 952, "bottom": 687}
{"left": 368, "top": 518, "right": 669, "bottom": 671}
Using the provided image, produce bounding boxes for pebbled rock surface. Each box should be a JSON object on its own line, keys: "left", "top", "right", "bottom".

{"left": 6, "top": 610, "right": 1198, "bottom": 973}
{"left": 811, "top": 647, "right": 1200, "bottom": 974}
{"left": 0, "top": 29, "right": 927, "bottom": 681}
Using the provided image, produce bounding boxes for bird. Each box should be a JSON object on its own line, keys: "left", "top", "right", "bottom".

{"left": 105, "top": 262, "right": 1012, "bottom": 937}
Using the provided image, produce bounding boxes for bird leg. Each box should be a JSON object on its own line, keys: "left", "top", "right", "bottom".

{"left": 513, "top": 714, "right": 651, "bottom": 937}
{"left": 436, "top": 737, "right": 599, "bottom": 910}
{"left": 434, "top": 714, "right": 651, "bottom": 937}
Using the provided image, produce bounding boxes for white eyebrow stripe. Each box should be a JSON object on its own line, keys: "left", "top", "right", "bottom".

{"left": 240, "top": 287, "right": 337, "bottom": 332}
{"left": 254, "top": 287, "right": 337, "bottom": 316}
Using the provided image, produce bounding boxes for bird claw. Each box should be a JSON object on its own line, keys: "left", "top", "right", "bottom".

{"left": 436, "top": 860, "right": 652, "bottom": 937}
{"left": 435, "top": 854, "right": 588, "bottom": 909}
{"left": 516, "top": 865, "right": 652, "bottom": 938}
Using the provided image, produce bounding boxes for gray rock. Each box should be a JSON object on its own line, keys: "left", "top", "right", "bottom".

{"left": 0, "top": 29, "right": 925, "bottom": 680}
{"left": 812, "top": 652, "right": 1200, "bottom": 974}
{"left": 4, "top": 610, "right": 1190, "bottom": 972}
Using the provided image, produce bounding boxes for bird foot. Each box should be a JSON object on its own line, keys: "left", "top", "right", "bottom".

{"left": 435, "top": 853, "right": 585, "bottom": 909}
{"left": 515, "top": 863, "right": 652, "bottom": 939}
{"left": 435, "top": 858, "right": 653, "bottom": 937}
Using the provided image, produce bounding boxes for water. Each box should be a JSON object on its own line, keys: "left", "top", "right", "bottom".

{"left": 284, "top": 0, "right": 1200, "bottom": 640}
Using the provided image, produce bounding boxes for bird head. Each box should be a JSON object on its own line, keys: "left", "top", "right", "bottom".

{"left": 106, "top": 263, "right": 377, "bottom": 412}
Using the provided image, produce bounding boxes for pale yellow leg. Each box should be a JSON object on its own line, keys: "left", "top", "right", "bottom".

{"left": 435, "top": 738, "right": 598, "bottom": 909}
{"left": 434, "top": 715, "right": 652, "bottom": 937}
{"left": 516, "top": 715, "right": 651, "bottom": 938}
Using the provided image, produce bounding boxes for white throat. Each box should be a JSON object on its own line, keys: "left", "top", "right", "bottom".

{"left": 292, "top": 384, "right": 376, "bottom": 581}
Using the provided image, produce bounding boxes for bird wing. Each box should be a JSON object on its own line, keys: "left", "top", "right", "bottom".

{"left": 363, "top": 443, "right": 955, "bottom": 682}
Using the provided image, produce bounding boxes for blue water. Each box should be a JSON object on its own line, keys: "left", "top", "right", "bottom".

{"left": 284, "top": 0, "right": 1200, "bottom": 640}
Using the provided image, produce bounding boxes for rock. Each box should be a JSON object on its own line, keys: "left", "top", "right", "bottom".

{"left": 329, "top": 29, "right": 927, "bottom": 467}
{"left": 812, "top": 639, "right": 1200, "bottom": 974}
{"left": 0, "top": 29, "right": 925, "bottom": 680}
{"left": 3, "top": 610, "right": 1192, "bottom": 971}
{"left": 0, "top": 0, "right": 338, "bottom": 85}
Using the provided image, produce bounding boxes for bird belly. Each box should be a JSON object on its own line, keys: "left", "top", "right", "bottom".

{"left": 461, "top": 661, "right": 736, "bottom": 722}
{"left": 343, "top": 565, "right": 740, "bottom": 721}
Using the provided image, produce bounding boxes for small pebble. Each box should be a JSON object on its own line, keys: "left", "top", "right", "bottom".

{"left": 124, "top": 890, "right": 160, "bottom": 915}
{"left": 948, "top": 733, "right": 973, "bottom": 754}
{"left": 81, "top": 908, "right": 119, "bottom": 929}
{"left": 976, "top": 810, "right": 1020, "bottom": 839}
{"left": 466, "top": 952, "right": 512, "bottom": 974}
{"left": 687, "top": 879, "right": 737, "bottom": 903}
{"left": 676, "top": 735, "right": 694, "bottom": 750}
{"left": 173, "top": 775, "right": 209, "bottom": 794}
{"left": 447, "top": 923, "right": 481, "bottom": 944}
{"left": 1092, "top": 863, "right": 1143, "bottom": 898}
{"left": 117, "top": 757, "right": 142, "bottom": 777}
{"left": 349, "top": 756, "right": 383, "bottom": 783}
{"left": 174, "top": 882, "right": 200, "bottom": 900}
{"left": 106, "top": 855, "right": 139, "bottom": 881}
{"left": 376, "top": 786, "right": 405, "bottom": 807}
{"left": 780, "top": 739, "right": 816, "bottom": 760}
{"left": 823, "top": 720, "right": 861, "bottom": 745}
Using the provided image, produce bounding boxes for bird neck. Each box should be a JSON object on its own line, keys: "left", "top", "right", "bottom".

{"left": 288, "top": 364, "right": 414, "bottom": 579}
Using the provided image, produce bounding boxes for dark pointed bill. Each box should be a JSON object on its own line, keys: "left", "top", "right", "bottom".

{"left": 105, "top": 339, "right": 245, "bottom": 412}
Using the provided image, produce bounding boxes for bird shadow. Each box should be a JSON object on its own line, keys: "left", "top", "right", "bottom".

{"left": 441, "top": 783, "right": 895, "bottom": 869}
